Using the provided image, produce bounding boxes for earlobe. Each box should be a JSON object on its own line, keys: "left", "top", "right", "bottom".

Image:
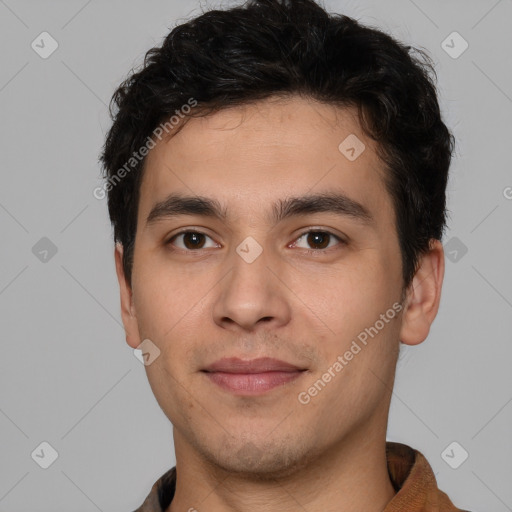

{"left": 398, "top": 239, "right": 445, "bottom": 346}
{"left": 114, "top": 243, "right": 142, "bottom": 349}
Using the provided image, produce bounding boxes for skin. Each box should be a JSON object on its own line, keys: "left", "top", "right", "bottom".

{"left": 115, "top": 95, "right": 445, "bottom": 512}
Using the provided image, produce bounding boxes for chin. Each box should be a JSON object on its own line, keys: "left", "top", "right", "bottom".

{"left": 200, "top": 437, "right": 314, "bottom": 481}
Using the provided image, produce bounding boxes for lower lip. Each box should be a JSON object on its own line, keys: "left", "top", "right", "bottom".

{"left": 204, "top": 371, "right": 304, "bottom": 395}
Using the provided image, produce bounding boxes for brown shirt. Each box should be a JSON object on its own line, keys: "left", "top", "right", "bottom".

{"left": 133, "top": 442, "right": 471, "bottom": 511}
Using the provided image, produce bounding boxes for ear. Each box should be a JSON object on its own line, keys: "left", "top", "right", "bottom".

{"left": 114, "top": 243, "right": 142, "bottom": 349}
{"left": 399, "top": 239, "right": 445, "bottom": 346}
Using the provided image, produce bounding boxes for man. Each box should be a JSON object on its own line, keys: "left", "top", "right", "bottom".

{"left": 99, "top": 0, "right": 471, "bottom": 510}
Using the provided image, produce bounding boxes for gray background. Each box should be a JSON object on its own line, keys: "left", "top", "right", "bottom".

{"left": 0, "top": 0, "right": 511, "bottom": 510}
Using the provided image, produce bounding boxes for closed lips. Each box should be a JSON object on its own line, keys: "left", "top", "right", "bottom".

{"left": 202, "top": 357, "right": 306, "bottom": 373}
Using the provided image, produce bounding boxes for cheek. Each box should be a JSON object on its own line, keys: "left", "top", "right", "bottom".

{"left": 132, "top": 258, "right": 199, "bottom": 335}
{"left": 131, "top": 262, "right": 214, "bottom": 381}
{"left": 315, "top": 256, "right": 395, "bottom": 326}
{"left": 305, "top": 253, "right": 401, "bottom": 378}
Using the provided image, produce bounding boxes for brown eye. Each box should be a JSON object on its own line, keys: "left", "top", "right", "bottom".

{"left": 167, "top": 231, "right": 218, "bottom": 250}
{"left": 306, "top": 232, "right": 330, "bottom": 249}
{"left": 293, "top": 230, "right": 345, "bottom": 251}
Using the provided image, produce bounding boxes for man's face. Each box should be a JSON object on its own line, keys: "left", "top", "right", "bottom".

{"left": 122, "top": 96, "right": 406, "bottom": 476}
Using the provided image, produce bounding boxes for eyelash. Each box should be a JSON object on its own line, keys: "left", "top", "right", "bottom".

{"left": 165, "top": 229, "right": 346, "bottom": 255}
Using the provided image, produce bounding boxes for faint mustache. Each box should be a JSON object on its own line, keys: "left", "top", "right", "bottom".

{"left": 196, "top": 333, "right": 317, "bottom": 368}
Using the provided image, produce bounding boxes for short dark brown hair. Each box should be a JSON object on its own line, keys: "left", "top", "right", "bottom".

{"left": 99, "top": 0, "right": 455, "bottom": 291}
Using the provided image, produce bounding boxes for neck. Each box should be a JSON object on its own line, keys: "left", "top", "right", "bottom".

{"left": 168, "top": 426, "right": 396, "bottom": 512}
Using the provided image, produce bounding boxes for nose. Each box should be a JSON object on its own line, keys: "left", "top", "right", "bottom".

{"left": 212, "top": 244, "right": 292, "bottom": 333}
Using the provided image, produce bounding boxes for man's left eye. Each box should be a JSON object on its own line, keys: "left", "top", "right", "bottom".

{"left": 292, "top": 230, "right": 345, "bottom": 251}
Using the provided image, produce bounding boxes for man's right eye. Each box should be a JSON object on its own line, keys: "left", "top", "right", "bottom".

{"left": 166, "top": 230, "right": 220, "bottom": 251}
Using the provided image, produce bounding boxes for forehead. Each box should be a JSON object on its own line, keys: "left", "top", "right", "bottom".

{"left": 137, "top": 96, "right": 392, "bottom": 229}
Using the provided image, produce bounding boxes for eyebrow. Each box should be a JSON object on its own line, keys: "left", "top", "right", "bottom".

{"left": 145, "top": 192, "right": 373, "bottom": 227}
